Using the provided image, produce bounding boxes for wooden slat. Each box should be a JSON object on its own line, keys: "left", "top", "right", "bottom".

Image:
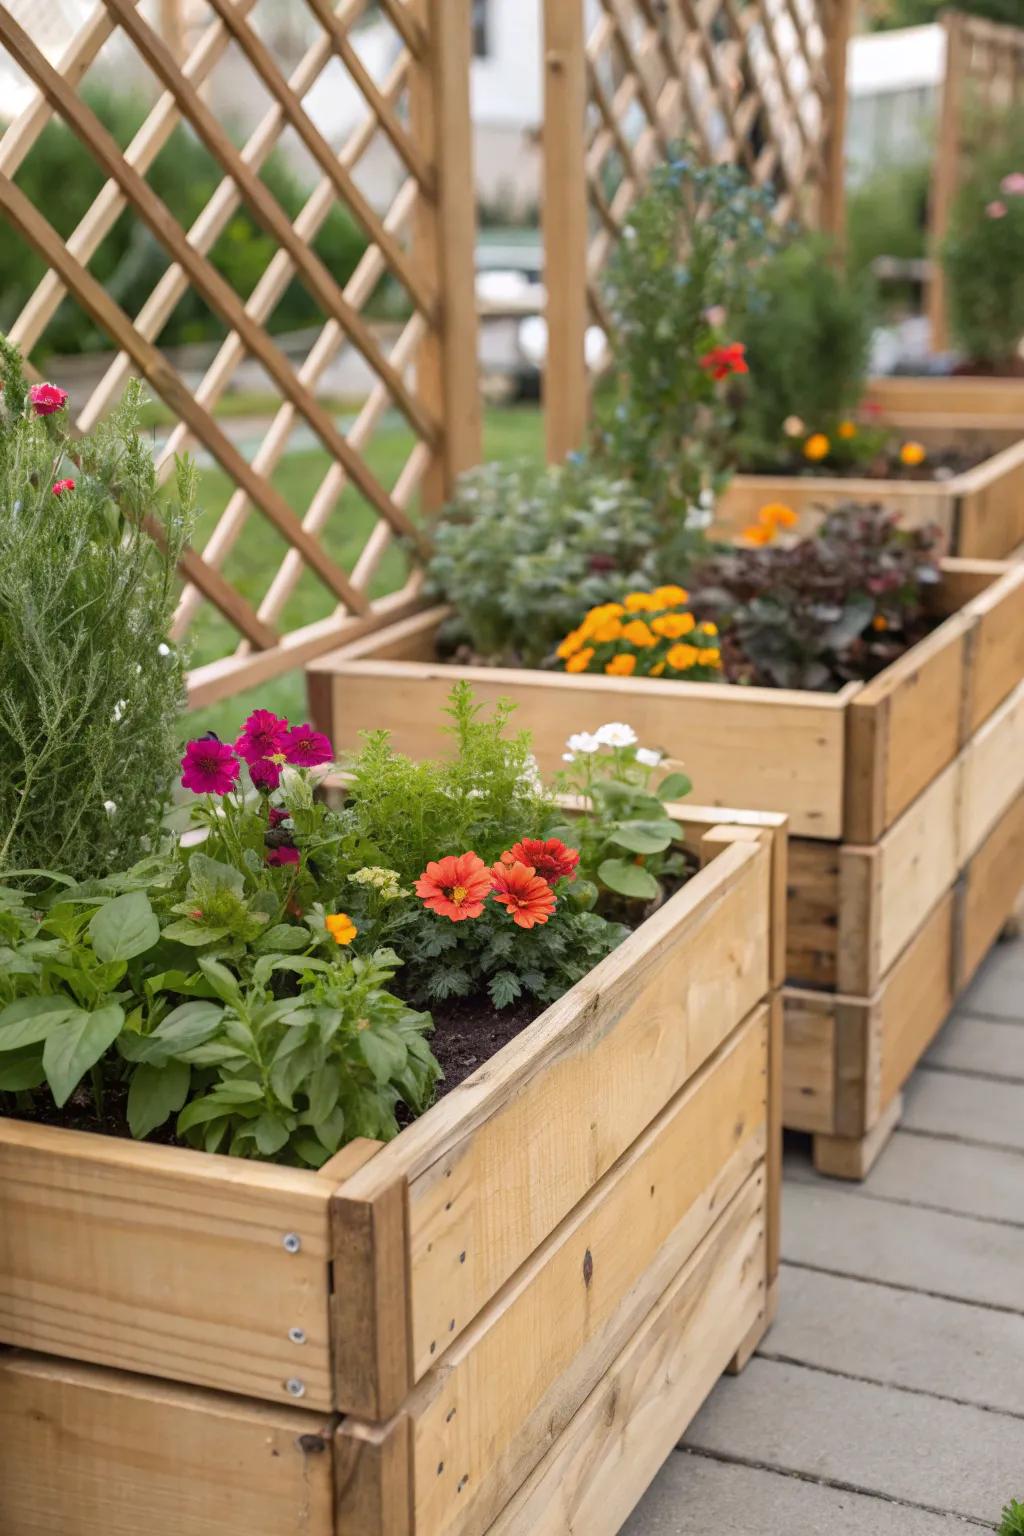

{"left": 782, "top": 990, "right": 836, "bottom": 1135}
{"left": 961, "top": 788, "right": 1024, "bottom": 985}
{"left": 787, "top": 838, "right": 840, "bottom": 989}
{"left": 484, "top": 1172, "right": 766, "bottom": 1536}
{"left": 877, "top": 889, "right": 956, "bottom": 1111}
{"left": 405, "top": 1009, "right": 768, "bottom": 1536}
{"left": 869, "top": 756, "right": 960, "bottom": 984}
{"left": 544, "top": 0, "right": 590, "bottom": 461}
{"left": 0, "top": 1352, "right": 335, "bottom": 1536}
{"left": 0, "top": 1121, "right": 334, "bottom": 1407}
{"left": 958, "top": 676, "right": 1024, "bottom": 863}
{"left": 334, "top": 1414, "right": 412, "bottom": 1536}
{"left": 844, "top": 609, "right": 970, "bottom": 842}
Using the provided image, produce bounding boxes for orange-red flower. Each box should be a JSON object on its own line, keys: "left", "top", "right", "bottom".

{"left": 414, "top": 851, "right": 492, "bottom": 921}
{"left": 698, "top": 342, "right": 748, "bottom": 381}
{"left": 502, "top": 838, "right": 579, "bottom": 883}
{"left": 490, "top": 860, "right": 557, "bottom": 928}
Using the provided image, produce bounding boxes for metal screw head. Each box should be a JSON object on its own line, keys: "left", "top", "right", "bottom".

{"left": 282, "top": 1233, "right": 301, "bottom": 1254}
{"left": 288, "top": 1327, "right": 306, "bottom": 1345}
{"left": 285, "top": 1378, "right": 306, "bottom": 1399}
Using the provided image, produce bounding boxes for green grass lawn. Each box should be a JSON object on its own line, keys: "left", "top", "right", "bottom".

{"left": 185, "top": 404, "right": 543, "bottom": 741}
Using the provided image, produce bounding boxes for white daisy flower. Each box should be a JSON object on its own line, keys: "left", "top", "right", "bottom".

{"left": 595, "top": 722, "right": 638, "bottom": 748}
{"left": 562, "top": 752, "right": 576, "bottom": 763}
{"left": 103, "top": 800, "right": 117, "bottom": 815}
{"left": 635, "top": 747, "right": 663, "bottom": 767}
{"left": 566, "top": 732, "right": 601, "bottom": 755}
{"left": 112, "top": 699, "right": 127, "bottom": 723}
{"left": 157, "top": 642, "right": 172, "bottom": 657}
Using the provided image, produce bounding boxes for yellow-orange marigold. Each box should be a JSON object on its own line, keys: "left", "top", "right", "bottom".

{"left": 624, "top": 591, "right": 659, "bottom": 612}
{"left": 557, "top": 629, "right": 585, "bottom": 660}
{"left": 325, "top": 913, "right": 358, "bottom": 946}
{"left": 653, "top": 584, "right": 689, "bottom": 608}
{"left": 742, "top": 523, "right": 776, "bottom": 545}
{"left": 804, "top": 433, "right": 830, "bottom": 462}
{"left": 566, "top": 647, "right": 595, "bottom": 673}
{"left": 759, "top": 502, "right": 798, "bottom": 529}
{"left": 872, "top": 613, "right": 889, "bottom": 632}
{"left": 900, "top": 440, "right": 927, "bottom": 467}
{"left": 621, "top": 618, "right": 657, "bottom": 648}
{"left": 837, "top": 420, "right": 857, "bottom": 440}
{"left": 697, "top": 647, "right": 722, "bottom": 666}
{"left": 650, "top": 662, "right": 666, "bottom": 677}
{"left": 591, "top": 617, "right": 624, "bottom": 643}
{"left": 605, "top": 652, "right": 637, "bottom": 676}
{"left": 652, "top": 612, "right": 696, "bottom": 640}
{"left": 666, "top": 642, "right": 700, "bottom": 671}
{"left": 701, "top": 621, "right": 719, "bottom": 637}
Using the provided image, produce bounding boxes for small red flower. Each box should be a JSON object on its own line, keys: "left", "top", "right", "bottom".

{"left": 235, "top": 708, "right": 290, "bottom": 765}
{"left": 29, "top": 383, "right": 69, "bottom": 416}
{"left": 490, "top": 860, "right": 557, "bottom": 929}
{"left": 415, "top": 852, "right": 492, "bottom": 921}
{"left": 51, "top": 478, "right": 75, "bottom": 496}
{"left": 266, "top": 845, "right": 300, "bottom": 867}
{"left": 180, "top": 737, "right": 240, "bottom": 796}
{"left": 501, "top": 838, "right": 579, "bottom": 883}
{"left": 268, "top": 806, "right": 290, "bottom": 827}
{"left": 698, "top": 342, "right": 748, "bottom": 382}
{"left": 249, "top": 758, "right": 281, "bottom": 791}
{"left": 284, "top": 723, "right": 334, "bottom": 767}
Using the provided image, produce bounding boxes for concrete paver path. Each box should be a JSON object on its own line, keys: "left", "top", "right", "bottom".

{"left": 623, "top": 937, "right": 1024, "bottom": 1534}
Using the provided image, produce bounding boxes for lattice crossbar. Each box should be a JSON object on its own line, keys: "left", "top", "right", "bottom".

{"left": 542, "top": 0, "right": 852, "bottom": 461}
{"left": 0, "top": 0, "right": 480, "bottom": 707}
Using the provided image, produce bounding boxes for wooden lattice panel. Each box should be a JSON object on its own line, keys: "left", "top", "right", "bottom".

{"left": 542, "top": 0, "right": 852, "bottom": 460}
{"left": 929, "top": 10, "right": 1024, "bottom": 349}
{"left": 0, "top": 0, "right": 479, "bottom": 706}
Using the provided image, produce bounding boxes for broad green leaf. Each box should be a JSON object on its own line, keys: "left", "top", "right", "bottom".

{"left": 608, "top": 820, "right": 677, "bottom": 855}
{"left": 145, "top": 969, "right": 218, "bottom": 999}
{"left": 159, "top": 919, "right": 231, "bottom": 947}
{"left": 127, "top": 1059, "right": 191, "bottom": 1138}
{"left": 188, "top": 852, "right": 245, "bottom": 896}
{"left": 0, "top": 1051, "right": 47, "bottom": 1090}
{"left": 209, "top": 1078, "right": 264, "bottom": 1105}
{"left": 360, "top": 1029, "right": 406, "bottom": 1084}
{"left": 656, "top": 771, "right": 692, "bottom": 802}
{"left": 89, "top": 892, "right": 159, "bottom": 963}
{"left": 306, "top": 1062, "right": 340, "bottom": 1125}
{"left": 253, "top": 1113, "right": 291, "bottom": 1156}
{"left": 293, "top": 1136, "right": 331, "bottom": 1168}
{"left": 254, "top": 924, "right": 311, "bottom": 953}
{"left": 119, "top": 1002, "right": 224, "bottom": 1065}
{"left": 0, "top": 995, "right": 86, "bottom": 1050}
{"left": 43, "top": 1004, "right": 124, "bottom": 1107}
{"left": 197, "top": 957, "right": 244, "bottom": 1009}
{"left": 598, "top": 858, "right": 660, "bottom": 901}
{"left": 178, "top": 1095, "right": 231, "bottom": 1134}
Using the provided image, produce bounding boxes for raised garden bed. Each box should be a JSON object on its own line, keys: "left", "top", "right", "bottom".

{"left": 866, "top": 374, "right": 1024, "bottom": 433}
{"left": 309, "top": 558, "right": 1024, "bottom": 1178}
{"left": 0, "top": 809, "right": 784, "bottom": 1536}
{"left": 717, "top": 428, "right": 1024, "bottom": 561}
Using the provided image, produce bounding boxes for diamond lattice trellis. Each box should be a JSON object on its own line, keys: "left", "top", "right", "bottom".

{"left": 542, "top": 0, "right": 852, "bottom": 461}
{"left": 0, "top": 0, "right": 480, "bottom": 707}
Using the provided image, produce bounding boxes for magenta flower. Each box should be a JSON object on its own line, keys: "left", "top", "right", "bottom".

{"left": 1000, "top": 172, "right": 1024, "bottom": 196}
{"left": 284, "top": 723, "right": 333, "bottom": 766}
{"left": 268, "top": 806, "right": 290, "bottom": 828}
{"left": 234, "top": 708, "right": 290, "bottom": 765}
{"left": 249, "top": 758, "right": 281, "bottom": 791}
{"left": 29, "top": 382, "right": 69, "bottom": 416}
{"left": 51, "top": 478, "right": 75, "bottom": 496}
{"left": 180, "top": 737, "right": 240, "bottom": 796}
{"left": 987, "top": 200, "right": 1008, "bottom": 220}
{"left": 266, "top": 845, "right": 300, "bottom": 867}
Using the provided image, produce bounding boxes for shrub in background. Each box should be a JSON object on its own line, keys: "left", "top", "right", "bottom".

{"left": 847, "top": 160, "right": 930, "bottom": 296}
{"left": 597, "top": 153, "right": 775, "bottom": 529}
{"left": 1, "top": 85, "right": 365, "bottom": 356}
{"left": 736, "top": 234, "right": 876, "bottom": 471}
{"left": 426, "top": 457, "right": 665, "bottom": 666}
{"left": 942, "top": 111, "right": 1024, "bottom": 369}
{"left": 0, "top": 342, "right": 190, "bottom": 879}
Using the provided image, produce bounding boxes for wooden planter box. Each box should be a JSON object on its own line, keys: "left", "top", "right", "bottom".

{"left": 308, "top": 558, "right": 1024, "bottom": 1178}
{"left": 0, "top": 811, "right": 784, "bottom": 1536}
{"left": 716, "top": 427, "right": 1024, "bottom": 561}
{"left": 866, "top": 374, "right": 1024, "bottom": 433}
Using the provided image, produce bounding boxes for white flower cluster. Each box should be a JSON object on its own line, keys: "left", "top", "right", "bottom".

{"left": 350, "top": 866, "right": 407, "bottom": 901}
{"left": 562, "top": 722, "right": 664, "bottom": 768}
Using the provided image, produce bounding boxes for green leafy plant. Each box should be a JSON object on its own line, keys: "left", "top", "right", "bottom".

{"left": 596, "top": 151, "right": 775, "bottom": 540}
{"left": 692, "top": 502, "right": 944, "bottom": 690}
{"left": 735, "top": 233, "right": 877, "bottom": 472}
{"left": 552, "top": 723, "right": 691, "bottom": 905}
{"left": 0, "top": 343, "right": 191, "bottom": 880}
{"left": 999, "top": 1499, "right": 1024, "bottom": 1535}
{"left": 942, "top": 110, "right": 1024, "bottom": 369}
{"left": 426, "top": 457, "right": 664, "bottom": 666}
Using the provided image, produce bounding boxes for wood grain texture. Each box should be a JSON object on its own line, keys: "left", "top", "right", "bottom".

{"left": 956, "top": 437, "right": 1024, "bottom": 561}
{"left": 330, "top": 1173, "right": 410, "bottom": 1421}
{"left": 872, "top": 758, "right": 960, "bottom": 980}
{"left": 335, "top": 1413, "right": 412, "bottom": 1536}
{"left": 866, "top": 374, "right": 1024, "bottom": 426}
{"left": 960, "top": 789, "right": 1024, "bottom": 986}
{"left": 962, "top": 561, "right": 1024, "bottom": 736}
{"left": 813, "top": 1092, "right": 904, "bottom": 1182}
{"left": 0, "top": 1352, "right": 335, "bottom": 1536}
{"left": 787, "top": 839, "right": 840, "bottom": 989}
{"left": 0, "top": 1122, "right": 333, "bottom": 1407}
{"left": 844, "top": 610, "right": 969, "bottom": 842}
{"left": 958, "top": 677, "right": 1024, "bottom": 862}
{"left": 483, "top": 1173, "right": 766, "bottom": 1536}
{"left": 878, "top": 890, "right": 956, "bottom": 1111}
{"left": 781, "top": 991, "right": 836, "bottom": 1135}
